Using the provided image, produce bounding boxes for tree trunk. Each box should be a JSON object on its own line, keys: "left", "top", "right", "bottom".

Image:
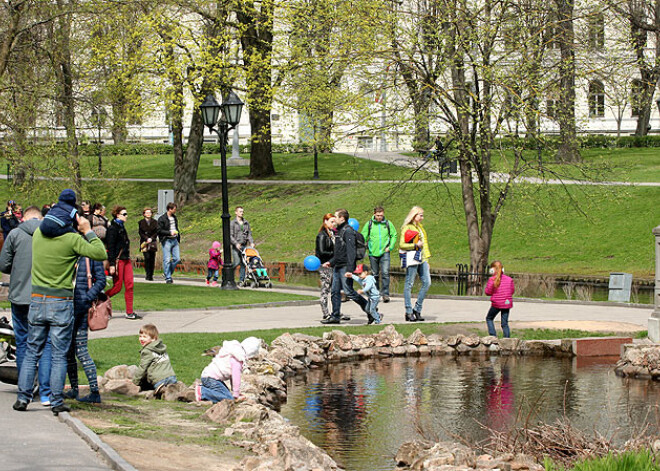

{"left": 54, "top": 1, "right": 81, "bottom": 193}
{"left": 412, "top": 91, "right": 431, "bottom": 152}
{"left": 174, "top": 108, "right": 205, "bottom": 207}
{"left": 236, "top": 0, "right": 276, "bottom": 178}
{"left": 111, "top": 95, "right": 129, "bottom": 144}
{"left": 554, "top": 0, "right": 580, "bottom": 163}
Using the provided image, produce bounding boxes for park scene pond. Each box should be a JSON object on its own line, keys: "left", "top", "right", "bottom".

{"left": 280, "top": 355, "right": 660, "bottom": 471}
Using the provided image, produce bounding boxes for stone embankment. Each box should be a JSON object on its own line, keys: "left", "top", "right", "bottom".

{"left": 95, "top": 326, "right": 658, "bottom": 471}
{"left": 614, "top": 344, "right": 660, "bottom": 380}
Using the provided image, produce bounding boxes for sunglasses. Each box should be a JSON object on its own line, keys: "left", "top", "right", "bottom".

{"left": 120, "top": 212, "right": 128, "bottom": 216}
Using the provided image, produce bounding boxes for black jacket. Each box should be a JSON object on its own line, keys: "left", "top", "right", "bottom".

{"left": 328, "top": 222, "right": 357, "bottom": 270}
{"left": 315, "top": 229, "right": 334, "bottom": 264}
{"left": 106, "top": 220, "right": 131, "bottom": 263}
{"left": 138, "top": 218, "right": 158, "bottom": 252}
{"left": 157, "top": 213, "right": 180, "bottom": 242}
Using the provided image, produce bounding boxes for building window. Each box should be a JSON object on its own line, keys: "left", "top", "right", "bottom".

{"left": 546, "top": 97, "right": 559, "bottom": 120}
{"left": 587, "top": 13, "right": 605, "bottom": 50}
{"left": 588, "top": 80, "right": 605, "bottom": 118}
{"left": 631, "top": 79, "right": 644, "bottom": 117}
{"left": 357, "top": 136, "right": 373, "bottom": 150}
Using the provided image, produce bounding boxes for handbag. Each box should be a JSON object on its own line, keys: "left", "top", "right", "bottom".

{"left": 86, "top": 258, "right": 112, "bottom": 331}
{"left": 399, "top": 249, "right": 423, "bottom": 268}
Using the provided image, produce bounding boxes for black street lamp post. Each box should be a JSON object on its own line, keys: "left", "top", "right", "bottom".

{"left": 200, "top": 90, "right": 245, "bottom": 290}
{"left": 91, "top": 108, "right": 106, "bottom": 174}
{"left": 656, "top": 98, "right": 660, "bottom": 132}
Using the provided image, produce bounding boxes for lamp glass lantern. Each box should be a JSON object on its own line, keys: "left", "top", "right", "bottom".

{"left": 200, "top": 94, "right": 221, "bottom": 129}
{"left": 222, "top": 90, "right": 244, "bottom": 127}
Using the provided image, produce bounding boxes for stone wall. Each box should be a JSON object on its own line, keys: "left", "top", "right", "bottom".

{"left": 95, "top": 326, "right": 655, "bottom": 471}
{"left": 614, "top": 344, "right": 660, "bottom": 380}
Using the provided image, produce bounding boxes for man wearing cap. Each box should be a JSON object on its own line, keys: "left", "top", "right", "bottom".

{"left": 321, "top": 208, "right": 368, "bottom": 324}
{"left": 13, "top": 194, "right": 107, "bottom": 415}
{"left": 361, "top": 206, "right": 397, "bottom": 303}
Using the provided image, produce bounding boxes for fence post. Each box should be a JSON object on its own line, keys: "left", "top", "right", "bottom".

{"left": 649, "top": 224, "right": 660, "bottom": 342}
{"left": 278, "top": 262, "right": 286, "bottom": 283}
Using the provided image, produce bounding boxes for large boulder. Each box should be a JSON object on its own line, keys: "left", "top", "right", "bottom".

{"left": 271, "top": 333, "right": 306, "bottom": 358}
{"left": 102, "top": 379, "right": 140, "bottom": 397}
{"left": 160, "top": 381, "right": 188, "bottom": 401}
{"left": 103, "top": 364, "right": 135, "bottom": 380}
{"left": 407, "top": 329, "right": 428, "bottom": 346}
{"left": 328, "top": 330, "right": 353, "bottom": 351}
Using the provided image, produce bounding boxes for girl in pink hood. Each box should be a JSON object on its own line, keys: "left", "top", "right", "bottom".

{"left": 195, "top": 337, "right": 261, "bottom": 402}
{"left": 484, "top": 261, "right": 515, "bottom": 338}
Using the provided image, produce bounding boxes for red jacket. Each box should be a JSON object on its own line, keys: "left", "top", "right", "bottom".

{"left": 485, "top": 274, "right": 515, "bottom": 309}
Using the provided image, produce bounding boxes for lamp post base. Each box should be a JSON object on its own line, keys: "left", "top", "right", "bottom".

{"left": 649, "top": 316, "right": 660, "bottom": 343}
{"left": 221, "top": 280, "right": 238, "bottom": 290}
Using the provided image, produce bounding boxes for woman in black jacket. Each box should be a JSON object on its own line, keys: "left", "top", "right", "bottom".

{"left": 65, "top": 256, "right": 106, "bottom": 403}
{"left": 105, "top": 206, "right": 140, "bottom": 319}
{"left": 315, "top": 213, "right": 336, "bottom": 319}
{"left": 138, "top": 207, "right": 158, "bottom": 281}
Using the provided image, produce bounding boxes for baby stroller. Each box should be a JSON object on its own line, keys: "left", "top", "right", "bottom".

{"left": 240, "top": 247, "right": 273, "bottom": 288}
{"left": 0, "top": 316, "right": 18, "bottom": 385}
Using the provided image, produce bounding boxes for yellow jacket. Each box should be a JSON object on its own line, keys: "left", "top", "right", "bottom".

{"left": 399, "top": 222, "right": 431, "bottom": 261}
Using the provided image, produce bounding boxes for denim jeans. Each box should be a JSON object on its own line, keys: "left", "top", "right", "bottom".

{"left": 162, "top": 238, "right": 180, "bottom": 281}
{"left": 403, "top": 261, "right": 431, "bottom": 314}
{"left": 206, "top": 268, "right": 219, "bottom": 281}
{"left": 330, "top": 266, "right": 368, "bottom": 319}
{"left": 366, "top": 297, "right": 381, "bottom": 322}
{"left": 12, "top": 303, "right": 52, "bottom": 401}
{"left": 17, "top": 296, "right": 74, "bottom": 407}
{"left": 369, "top": 251, "right": 391, "bottom": 296}
{"left": 232, "top": 247, "right": 246, "bottom": 282}
{"left": 154, "top": 375, "right": 178, "bottom": 390}
{"left": 486, "top": 307, "right": 511, "bottom": 338}
{"left": 201, "top": 376, "right": 234, "bottom": 402}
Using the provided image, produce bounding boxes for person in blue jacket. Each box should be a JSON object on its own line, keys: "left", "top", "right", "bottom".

{"left": 64, "top": 256, "right": 106, "bottom": 403}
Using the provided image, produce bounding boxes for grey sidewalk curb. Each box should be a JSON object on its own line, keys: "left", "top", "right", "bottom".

{"left": 59, "top": 412, "right": 139, "bottom": 471}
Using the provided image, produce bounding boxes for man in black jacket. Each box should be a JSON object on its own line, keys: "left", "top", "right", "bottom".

{"left": 157, "top": 203, "right": 180, "bottom": 284}
{"left": 321, "top": 209, "right": 368, "bottom": 324}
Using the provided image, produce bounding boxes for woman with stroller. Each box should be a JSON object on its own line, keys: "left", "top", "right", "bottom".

{"left": 315, "top": 213, "right": 335, "bottom": 320}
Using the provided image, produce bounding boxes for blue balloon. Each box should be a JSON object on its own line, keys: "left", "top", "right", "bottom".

{"left": 304, "top": 255, "right": 321, "bottom": 271}
{"left": 348, "top": 218, "right": 360, "bottom": 231}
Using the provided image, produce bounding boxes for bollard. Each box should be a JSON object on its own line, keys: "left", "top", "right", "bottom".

{"left": 649, "top": 224, "right": 660, "bottom": 343}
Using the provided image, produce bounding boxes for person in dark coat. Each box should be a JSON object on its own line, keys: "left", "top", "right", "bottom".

{"left": 315, "top": 213, "right": 335, "bottom": 319}
{"left": 138, "top": 207, "right": 158, "bottom": 281}
{"left": 65, "top": 256, "right": 106, "bottom": 403}
{"left": 105, "top": 206, "right": 140, "bottom": 319}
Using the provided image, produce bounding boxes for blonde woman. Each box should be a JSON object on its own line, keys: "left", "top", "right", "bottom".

{"left": 399, "top": 206, "right": 431, "bottom": 322}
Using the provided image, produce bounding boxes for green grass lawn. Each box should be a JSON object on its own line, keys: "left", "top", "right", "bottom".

{"left": 104, "top": 282, "right": 314, "bottom": 312}
{"left": 0, "top": 177, "right": 657, "bottom": 277}
{"left": 87, "top": 326, "right": 645, "bottom": 385}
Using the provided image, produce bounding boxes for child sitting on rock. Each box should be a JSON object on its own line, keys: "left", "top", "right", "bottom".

{"left": 195, "top": 337, "right": 261, "bottom": 403}
{"left": 132, "top": 324, "right": 177, "bottom": 393}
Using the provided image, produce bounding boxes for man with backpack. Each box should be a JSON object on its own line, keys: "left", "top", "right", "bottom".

{"left": 361, "top": 206, "right": 398, "bottom": 303}
{"left": 321, "top": 209, "right": 369, "bottom": 324}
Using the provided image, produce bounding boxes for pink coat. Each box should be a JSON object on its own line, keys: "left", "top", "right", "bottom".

{"left": 485, "top": 274, "right": 515, "bottom": 309}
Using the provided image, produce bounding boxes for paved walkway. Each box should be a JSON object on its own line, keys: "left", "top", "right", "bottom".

{"left": 3, "top": 279, "right": 655, "bottom": 470}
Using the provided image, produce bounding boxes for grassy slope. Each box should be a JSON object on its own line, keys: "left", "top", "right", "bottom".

{"left": 1, "top": 151, "right": 657, "bottom": 276}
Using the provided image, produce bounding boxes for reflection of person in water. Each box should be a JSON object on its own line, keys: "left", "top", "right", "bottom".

{"left": 486, "top": 363, "right": 515, "bottom": 431}
{"left": 318, "top": 367, "right": 368, "bottom": 451}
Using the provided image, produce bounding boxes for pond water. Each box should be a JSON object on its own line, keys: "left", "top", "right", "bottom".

{"left": 279, "top": 356, "right": 660, "bottom": 471}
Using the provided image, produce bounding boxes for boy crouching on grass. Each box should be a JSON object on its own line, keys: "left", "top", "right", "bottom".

{"left": 133, "top": 324, "right": 177, "bottom": 393}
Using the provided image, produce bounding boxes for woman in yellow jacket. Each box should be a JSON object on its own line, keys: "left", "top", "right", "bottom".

{"left": 399, "top": 206, "right": 431, "bottom": 322}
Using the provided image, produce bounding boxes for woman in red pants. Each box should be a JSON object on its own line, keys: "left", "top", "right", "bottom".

{"left": 106, "top": 206, "right": 141, "bottom": 320}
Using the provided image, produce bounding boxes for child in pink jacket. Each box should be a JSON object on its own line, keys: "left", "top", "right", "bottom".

{"left": 195, "top": 337, "right": 261, "bottom": 402}
{"left": 484, "top": 260, "right": 515, "bottom": 338}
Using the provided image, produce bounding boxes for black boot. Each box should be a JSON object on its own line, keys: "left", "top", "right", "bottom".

{"left": 405, "top": 312, "right": 417, "bottom": 322}
{"left": 413, "top": 310, "right": 425, "bottom": 321}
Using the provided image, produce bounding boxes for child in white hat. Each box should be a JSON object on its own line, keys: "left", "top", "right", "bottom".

{"left": 195, "top": 337, "right": 261, "bottom": 402}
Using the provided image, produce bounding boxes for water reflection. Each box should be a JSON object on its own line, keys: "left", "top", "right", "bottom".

{"left": 280, "top": 356, "right": 660, "bottom": 471}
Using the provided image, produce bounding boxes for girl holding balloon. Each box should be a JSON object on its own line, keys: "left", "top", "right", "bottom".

{"left": 314, "top": 213, "right": 336, "bottom": 319}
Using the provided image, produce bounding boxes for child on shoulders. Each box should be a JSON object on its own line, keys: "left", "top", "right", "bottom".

{"left": 132, "top": 324, "right": 177, "bottom": 392}
{"left": 40, "top": 189, "right": 78, "bottom": 238}
{"left": 195, "top": 337, "right": 261, "bottom": 403}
